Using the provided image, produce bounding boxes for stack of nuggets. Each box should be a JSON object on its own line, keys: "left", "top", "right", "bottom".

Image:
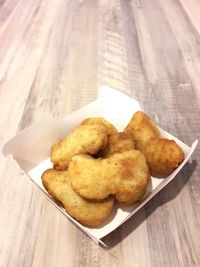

{"left": 41, "top": 112, "right": 184, "bottom": 227}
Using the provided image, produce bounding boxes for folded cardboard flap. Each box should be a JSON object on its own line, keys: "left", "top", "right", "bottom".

{"left": 3, "top": 118, "right": 65, "bottom": 164}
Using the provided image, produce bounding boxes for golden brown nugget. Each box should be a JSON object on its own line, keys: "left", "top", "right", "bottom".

{"left": 81, "top": 117, "right": 118, "bottom": 136}
{"left": 139, "top": 138, "right": 185, "bottom": 177}
{"left": 51, "top": 125, "right": 108, "bottom": 170}
{"left": 99, "top": 132, "right": 135, "bottom": 157}
{"left": 42, "top": 169, "right": 114, "bottom": 227}
{"left": 124, "top": 111, "right": 161, "bottom": 150}
{"left": 124, "top": 111, "right": 184, "bottom": 177}
{"left": 69, "top": 150, "right": 150, "bottom": 204}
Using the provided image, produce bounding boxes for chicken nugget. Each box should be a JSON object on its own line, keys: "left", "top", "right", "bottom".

{"left": 81, "top": 117, "right": 118, "bottom": 136}
{"left": 124, "top": 111, "right": 185, "bottom": 177}
{"left": 69, "top": 150, "right": 150, "bottom": 204}
{"left": 99, "top": 132, "right": 135, "bottom": 157}
{"left": 139, "top": 138, "right": 185, "bottom": 177}
{"left": 42, "top": 169, "right": 114, "bottom": 227}
{"left": 51, "top": 125, "right": 108, "bottom": 170}
{"left": 124, "top": 111, "right": 161, "bottom": 150}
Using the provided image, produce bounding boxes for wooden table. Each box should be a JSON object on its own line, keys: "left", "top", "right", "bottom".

{"left": 0, "top": 0, "right": 200, "bottom": 266}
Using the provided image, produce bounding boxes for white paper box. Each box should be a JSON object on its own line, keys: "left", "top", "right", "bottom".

{"left": 3, "top": 86, "right": 198, "bottom": 246}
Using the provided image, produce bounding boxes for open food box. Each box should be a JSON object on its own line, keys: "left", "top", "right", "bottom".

{"left": 3, "top": 86, "right": 198, "bottom": 246}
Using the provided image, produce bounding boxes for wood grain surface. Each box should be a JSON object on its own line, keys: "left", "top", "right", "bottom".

{"left": 0, "top": 0, "right": 200, "bottom": 266}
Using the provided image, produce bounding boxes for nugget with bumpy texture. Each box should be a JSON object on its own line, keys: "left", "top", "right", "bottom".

{"left": 124, "top": 111, "right": 185, "bottom": 177}
{"left": 124, "top": 111, "right": 161, "bottom": 150}
{"left": 42, "top": 169, "right": 114, "bottom": 227}
{"left": 51, "top": 125, "right": 108, "bottom": 170}
{"left": 139, "top": 138, "right": 185, "bottom": 177}
{"left": 81, "top": 117, "right": 118, "bottom": 136}
{"left": 69, "top": 150, "right": 150, "bottom": 204}
{"left": 99, "top": 132, "right": 135, "bottom": 157}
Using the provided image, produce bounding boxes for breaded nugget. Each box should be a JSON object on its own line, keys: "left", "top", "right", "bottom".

{"left": 81, "top": 117, "right": 118, "bottom": 136}
{"left": 124, "top": 111, "right": 161, "bottom": 150}
{"left": 124, "top": 111, "right": 185, "bottom": 177}
{"left": 69, "top": 150, "right": 150, "bottom": 204}
{"left": 99, "top": 132, "right": 135, "bottom": 157}
{"left": 139, "top": 138, "right": 185, "bottom": 177}
{"left": 42, "top": 169, "right": 114, "bottom": 227}
{"left": 51, "top": 125, "right": 108, "bottom": 170}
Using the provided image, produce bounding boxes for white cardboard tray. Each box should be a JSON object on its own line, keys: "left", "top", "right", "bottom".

{"left": 3, "top": 86, "right": 198, "bottom": 246}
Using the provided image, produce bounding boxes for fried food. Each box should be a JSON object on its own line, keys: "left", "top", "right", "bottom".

{"left": 99, "top": 132, "right": 135, "bottom": 157}
{"left": 42, "top": 169, "right": 114, "bottom": 227}
{"left": 51, "top": 125, "right": 108, "bottom": 170}
{"left": 81, "top": 117, "right": 118, "bottom": 136}
{"left": 69, "top": 150, "right": 150, "bottom": 204}
{"left": 139, "top": 138, "right": 185, "bottom": 177}
{"left": 124, "top": 111, "right": 161, "bottom": 150}
{"left": 124, "top": 111, "right": 185, "bottom": 177}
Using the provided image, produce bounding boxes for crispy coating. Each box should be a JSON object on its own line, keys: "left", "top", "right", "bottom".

{"left": 124, "top": 111, "right": 161, "bottom": 150}
{"left": 42, "top": 169, "right": 114, "bottom": 227}
{"left": 81, "top": 117, "right": 118, "bottom": 136}
{"left": 51, "top": 125, "right": 108, "bottom": 170}
{"left": 69, "top": 150, "right": 150, "bottom": 204}
{"left": 139, "top": 138, "right": 185, "bottom": 177}
{"left": 99, "top": 132, "right": 135, "bottom": 157}
{"left": 124, "top": 111, "right": 185, "bottom": 177}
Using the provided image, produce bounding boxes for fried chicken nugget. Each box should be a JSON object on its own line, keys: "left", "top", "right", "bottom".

{"left": 124, "top": 111, "right": 185, "bottom": 177}
{"left": 81, "top": 117, "right": 118, "bottom": 136}
{"left": 139, "top": 138, "right": 185, "bottom": 177}
{"left": 42, "top": 169, "right": 114, "bottom": 227}
{"left": 51, "top": 125, "right": 108, "bottom": 170}
{"left": 69, "top": 150, "right": 150, "bottom": 204}
{"left": 124, "top": 111, "right": 161, "bottom": 150}
{"left": 99, "top": 132, "right": 135, "bottom": 157}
